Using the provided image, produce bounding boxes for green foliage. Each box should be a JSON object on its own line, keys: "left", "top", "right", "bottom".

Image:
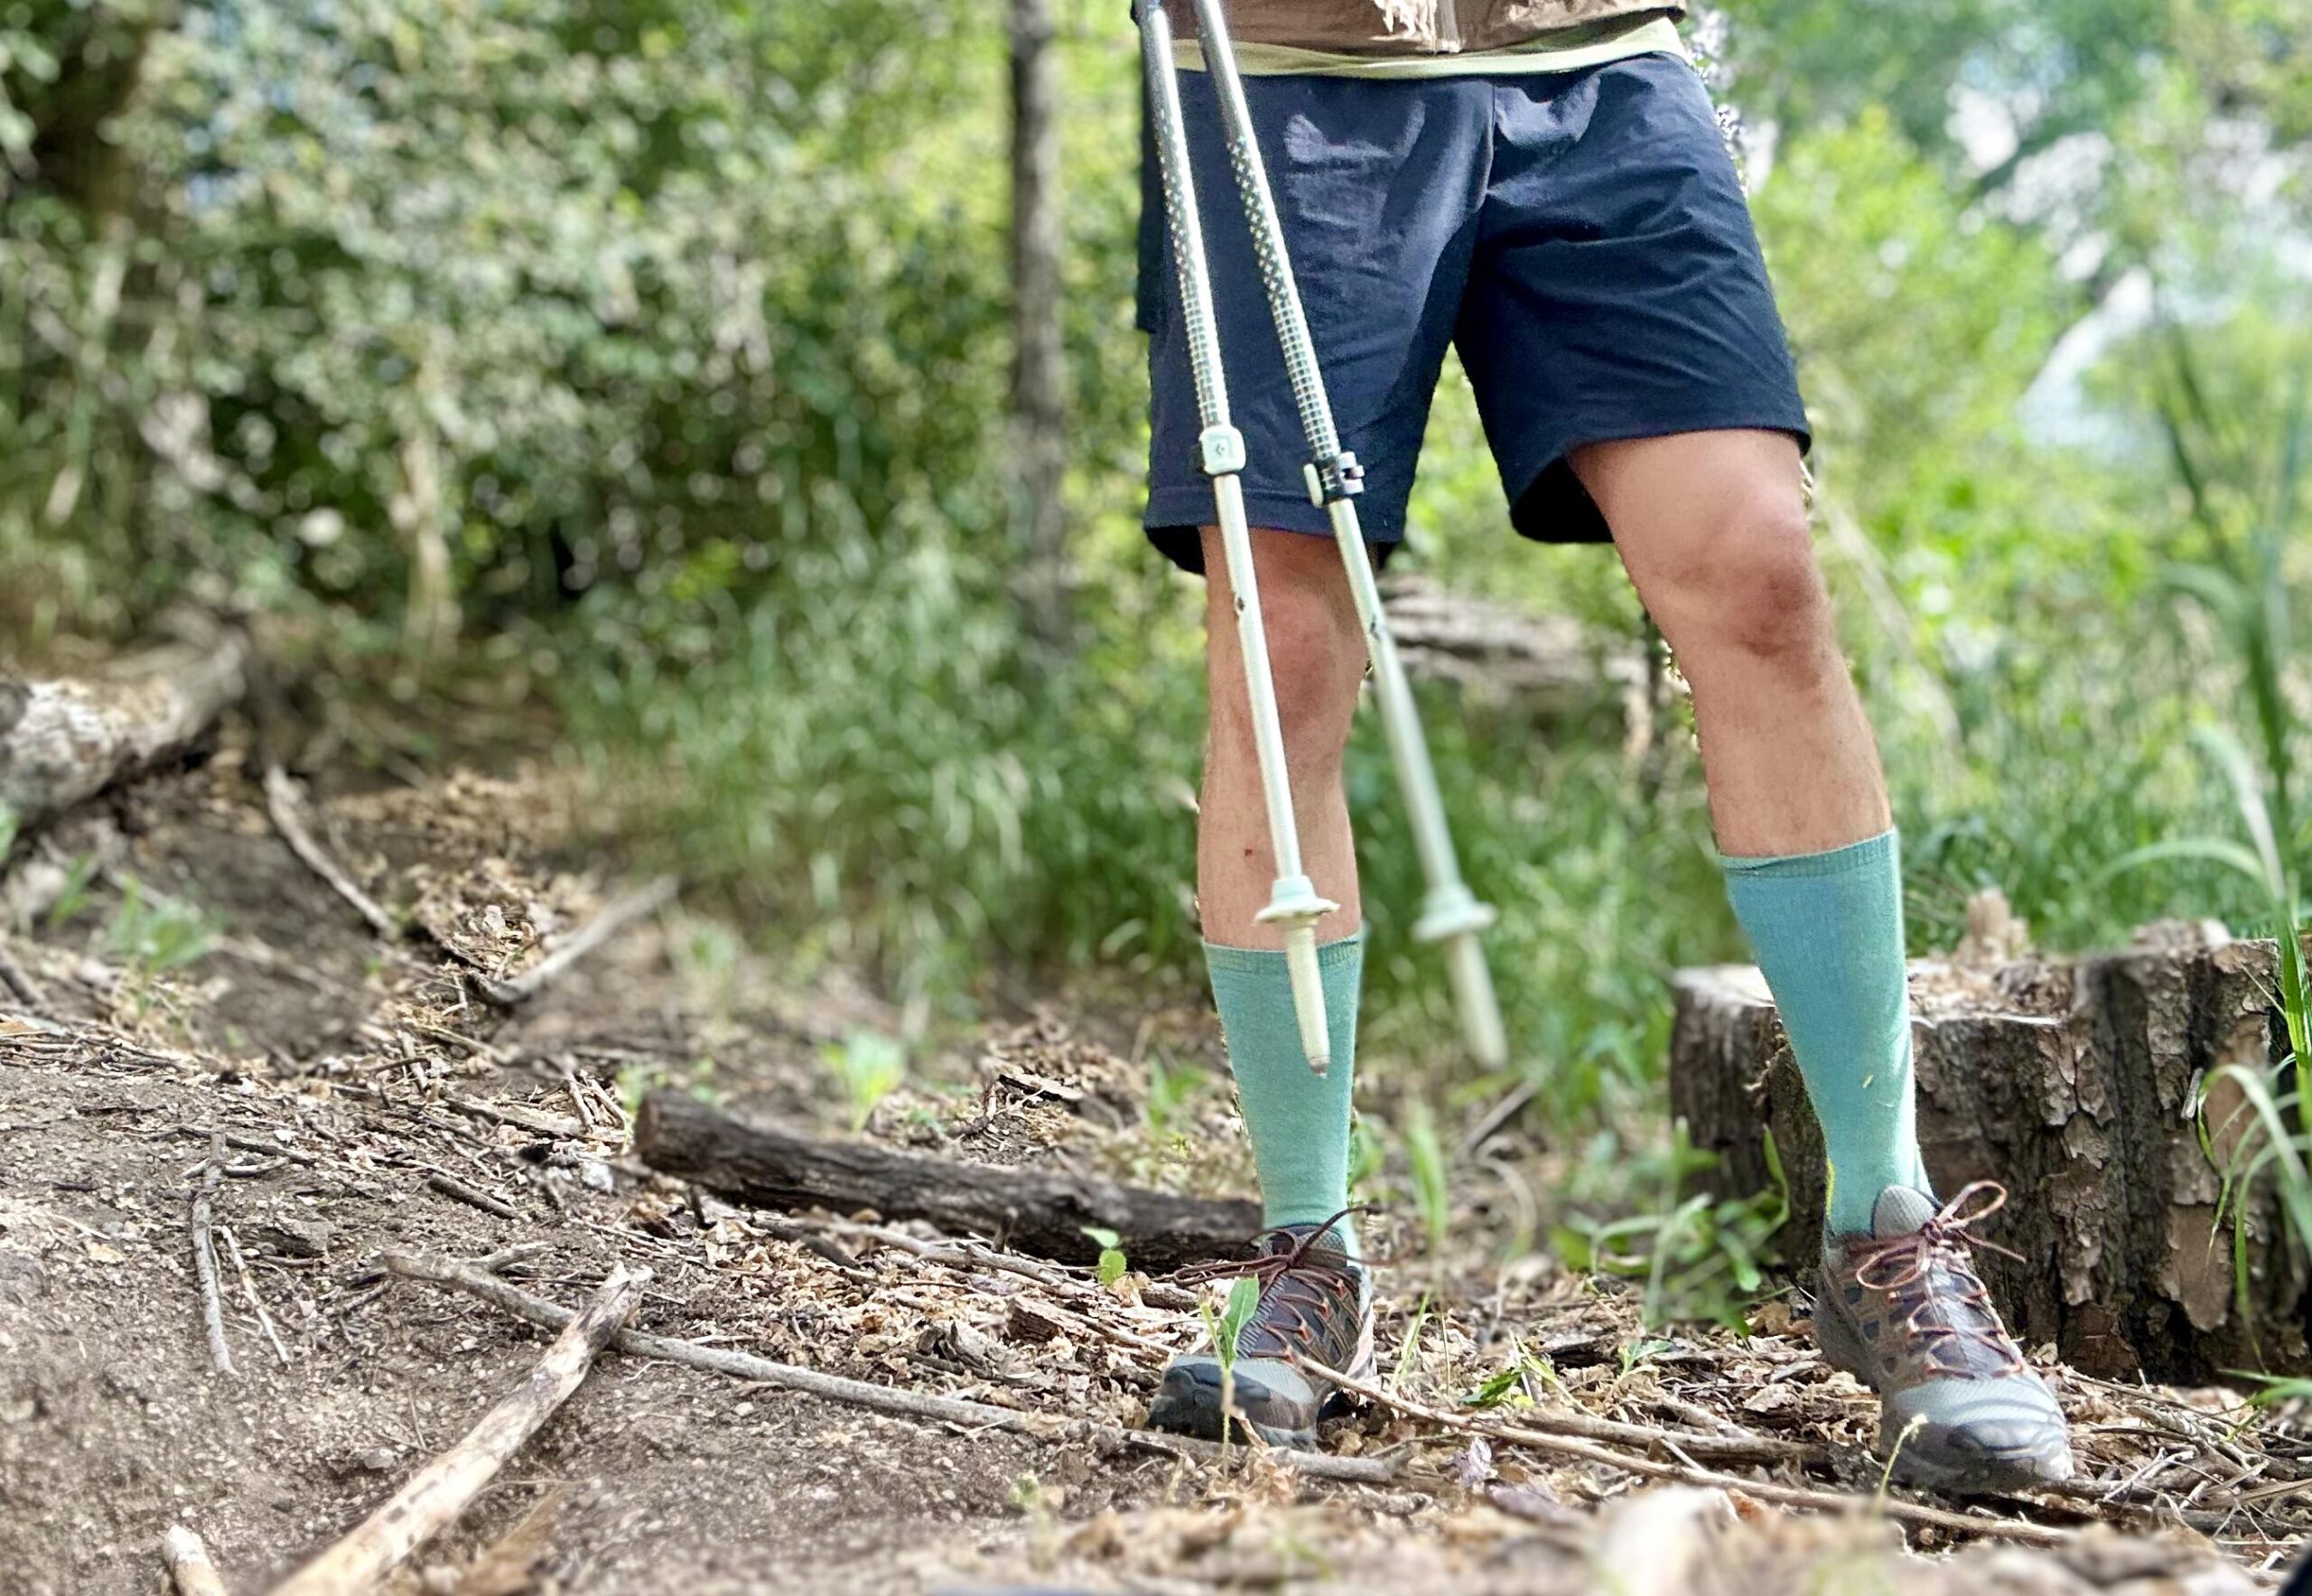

{"left": 1400, "top": 1099, "right": 1451, "bottom": 1263}
{"left": 1553, "top": 1125, "right": 1788, "bottom": 1330}
{"left": 1142, "top": 1051, "right": 1205, "bottom": 1143}
{"left": 1197, "top": 1273, "right": 1263, "bottom": 1448}
{"left": 819, "top": 1028, "right": 908, "bottom": 1133}
{"left": 103, "top": 877, "right": 213, "bottom": 977}
{"left": 1080, "top": 1225, "right": 1129, "bottom": 1288}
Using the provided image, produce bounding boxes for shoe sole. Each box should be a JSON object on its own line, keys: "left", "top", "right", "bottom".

{"left": 1814, "top": 1294, "right": 2072, "bottom": 1495}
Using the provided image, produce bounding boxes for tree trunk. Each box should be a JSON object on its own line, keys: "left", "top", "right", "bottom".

{"left": 1010, "top": 0, "right": 1070, "bottom": 649}
{"left": 1670, "top": 931, "right": 2312, "bottom": 1381}
{"left": 0, "top": 631, "right": 247, "bottom": 836}
{"left": 635, "top": 1092, "right": 1260, "bottom": 1271}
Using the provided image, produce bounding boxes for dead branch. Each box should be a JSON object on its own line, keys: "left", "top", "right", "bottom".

{"left": 1304, "top": 1358, "right": 2075, "bottom": 1548}
{"left": 162, "top": 1526, "right": 230, "bottom": 1596}
{"left": 636, "top": 1091, "right": 1261, "bottom": 1272}
{"left": 382, "top": 1249, "right": 1396, "bottom": 1486}
{"left": 424, "top": 1171, "right": 524, "bottom": 1222}
{"left": 475, "top": 875, "right": 677, "bottom": 1006}
{"left": 269, "top": 1265, "right": 647, "bottom": 1596}
{"left": 190, "top": 1134, "right": 235, "bottom": 1376}
{"left": 220, "top": 1224, "right": 291, "bottom": 1367}
{"left": 0, "top": 629, "right": 247, "bottom": 835}
{"left": 263, "top": 764, "right": 399, "bottom": 939}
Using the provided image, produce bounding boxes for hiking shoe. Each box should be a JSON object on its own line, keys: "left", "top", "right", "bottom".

{"left": 1146, "top": 1218, "right": 1375, "bottom": 1449}
{"left": 1815, "top": 1181, "right": 2074, "bottom": 1494}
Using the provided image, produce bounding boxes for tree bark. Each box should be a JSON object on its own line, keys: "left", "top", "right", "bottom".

{"left": 1010, "top": 0, "right": 1070, "bottom": 649}
{"left": 0, "top": 630, "right": 246, "bottom": 835}
{"left": 635, "top": 1092, "right": 1261, "bottom": 1271}
{"left": 1670, "top": 933, "right": 2312, "bottom": 1381}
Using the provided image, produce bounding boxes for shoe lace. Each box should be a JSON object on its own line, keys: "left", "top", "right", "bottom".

{"left": 1170, "top": 1205, "right": 1365, "bottom": 1355}
{"left": 1846, "top": 1180, "right": 2028, "bottom": 1377}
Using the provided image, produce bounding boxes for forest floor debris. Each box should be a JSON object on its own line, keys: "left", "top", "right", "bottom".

{"left": 0, "top": 748, "right": 2304, "bottom": 1592}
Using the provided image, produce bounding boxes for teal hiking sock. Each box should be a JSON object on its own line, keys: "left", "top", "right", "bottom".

{"left": 1721, "top": 829, "right": 1930, "bottom": 1236}
{"left": 1204, "top": 935, "right": 1363, "bottom": 1255}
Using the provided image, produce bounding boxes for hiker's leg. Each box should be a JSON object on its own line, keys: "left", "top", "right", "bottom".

{"left": 1198, "top": 523, "right": 1366, "bottom": 1247}
{"left": 1570, "top": 427, "right": 1925, "bottom": 1232}
{"left": 1198, "top": 524, "right": 1366, "bottom": 947}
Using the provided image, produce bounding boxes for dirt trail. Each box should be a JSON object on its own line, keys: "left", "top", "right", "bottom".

{"left": 0, "top": 751, "right": 2303, "bottom": 1593}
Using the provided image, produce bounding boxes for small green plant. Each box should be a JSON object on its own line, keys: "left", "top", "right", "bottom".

{"left": 1198, "top": 1274, "right": 1263, "bottom": 1451}
{"left": 2234, "top": 1371, "right": 2312, "bottom": 1410}
{"left": 1391, "top": 1290, "right": 1431, "bottom": 1394}
{"left": 617, "top": 1055, "right": 725, "bottom": 1117}
{"left": 1553, "top": 1123, "right": 1786, "bottom": 1330}
{"left": 43, "top": 853, "right": 100, "bottom": 929}
{"left": 819, "top": 1028, "right": 907, "bottom": 1132}
{"left": 1081, "top": 1226, "right": 1129, "bottom": 1288}
{"left": 1401, "top": 1098, "right": 1451, "bottom": 1261}
{"left": 104, "top": 878, "right": 215, "bottom": 978}
{"left": 1347, "top": 1115, "right": 1386, "bottom": 1208}
{"left": 673, "top": 918, "right": 744, "bottom": 1018}
{"left": 1460, "top": 1338, "right": 1563, "bottom": 1411}
{"left": 1143, "top": 1050, "right": 1204, "bottom": 1142}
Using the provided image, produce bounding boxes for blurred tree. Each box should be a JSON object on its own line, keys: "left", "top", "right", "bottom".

{"left": 1012, "top": 0, "right": 1072, "bottom": 649}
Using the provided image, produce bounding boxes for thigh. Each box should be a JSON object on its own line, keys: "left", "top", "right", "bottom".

{"left": 1455, "top": 54, "right": 1811, "bottom": 548}
{"left": 1142, "top": 73, "right": 1487, "bottom": 574}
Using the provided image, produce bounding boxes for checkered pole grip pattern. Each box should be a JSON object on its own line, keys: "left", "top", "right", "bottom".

{"left": 1140, "top": 5, "right": 1230, "bottom": 435}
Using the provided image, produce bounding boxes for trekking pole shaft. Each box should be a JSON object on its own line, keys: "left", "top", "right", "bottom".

{"left": 1142, "top": 0, "right": 1336, "bottom": 1073}
{"left": 1186, "top": 0, "right": 1508, "bottom": 1068}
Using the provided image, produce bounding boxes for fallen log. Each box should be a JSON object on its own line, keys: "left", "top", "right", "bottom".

{"left": 1382, "top": 573, "right": 1646, "bottom": 711}
{"left": 1670, "top": 927, "right": 2312, "bottom": 1382}
{"left": 636, "top": 1091, "right": 1261, "bottom": 1271}
{"left": 268, "top": 1264, "right": 645, "bottom": 1596}
{"left": 0, "top": 630, "right": 247, "bottom": 835}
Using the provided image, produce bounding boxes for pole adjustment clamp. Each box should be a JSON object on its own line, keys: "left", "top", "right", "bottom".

{"left": 1302, "top": 452, "right": 1366, "bottom": 507}
{"left": 1198, "top": 424, "right": 1247, "bottom": 478}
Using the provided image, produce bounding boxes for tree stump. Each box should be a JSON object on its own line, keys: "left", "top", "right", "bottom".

{"left": 1670, "top": 929, "right": 2311, "bottom": 1382}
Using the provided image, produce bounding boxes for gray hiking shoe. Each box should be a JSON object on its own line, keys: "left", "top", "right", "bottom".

{"left": 1146, "top": 1218, "right": 1374, "bottom": 1449}
{"left": 1815, "top": 1181, "right": 2074, "bottom": 1494}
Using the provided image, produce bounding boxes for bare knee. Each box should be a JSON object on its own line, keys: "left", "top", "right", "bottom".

{"left": 1205, "top": 528, "right": 1364, "bottom": 760}
{"left": 1648, "top": 493, "right": 1833, "bottom": 672}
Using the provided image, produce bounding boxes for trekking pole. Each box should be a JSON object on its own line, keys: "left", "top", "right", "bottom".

{"left": 1140, "top": 0, "right": 1338, "bottom": 1074}
{"left": 1180, "top": 0, "right": 1510, "bottom": 1069}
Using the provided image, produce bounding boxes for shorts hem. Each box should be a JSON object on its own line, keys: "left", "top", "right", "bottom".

{"left": 1505, "top": 411, "right": 1813, "bottom": 544}
{"left": 1143, "top": 484, "right": 1404, "bottom": 574}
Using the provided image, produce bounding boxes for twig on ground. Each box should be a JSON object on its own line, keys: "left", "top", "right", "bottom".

{"left": 425, "top": 1171, "right": 524, "bottom": 1222}
{"left": 220, "top": 1225, "right": 292, "bottom": 1367}
{"left": 440, "top": 1096, "right": 586, "bottom": 1142}
{"left": 0, "top": 938, "right": 49, "bottom": 1013}
{"left": 270, "top": 1265, "right": 647, "bottom": 1596}
{"left": 1302, "top": 1356, "right": 2076, "bottom": 1548}
{"left": 263, "top": 764, "right": 401, "bottom": 940}
{"left": 475, "top": 876, "right": 677, "bottom": 1007}
{"left": 383, "top": 1249, "right": 1395, "bottom": 1486}
{"left": 190, "top": 1134, "right": 235, "bottom": 1377}
{"left": 805, "top": 1213, "right": 1202, "bottom": 1311}
{"left": 162, "top": 1526, "right": 230, "bottom": 1596}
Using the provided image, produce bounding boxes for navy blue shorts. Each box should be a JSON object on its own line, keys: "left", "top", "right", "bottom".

{"left": 1139, "top": 52, "right": 1811, "bottom": 572}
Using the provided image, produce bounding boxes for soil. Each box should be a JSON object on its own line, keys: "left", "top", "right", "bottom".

{"left": 0, "top": 748, "right": 2306, "bottom": 1594}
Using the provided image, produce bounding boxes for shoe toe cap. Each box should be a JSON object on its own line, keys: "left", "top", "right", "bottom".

{"left": 1889, "top": 1376, "right": 2074, "bottom": 1487}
